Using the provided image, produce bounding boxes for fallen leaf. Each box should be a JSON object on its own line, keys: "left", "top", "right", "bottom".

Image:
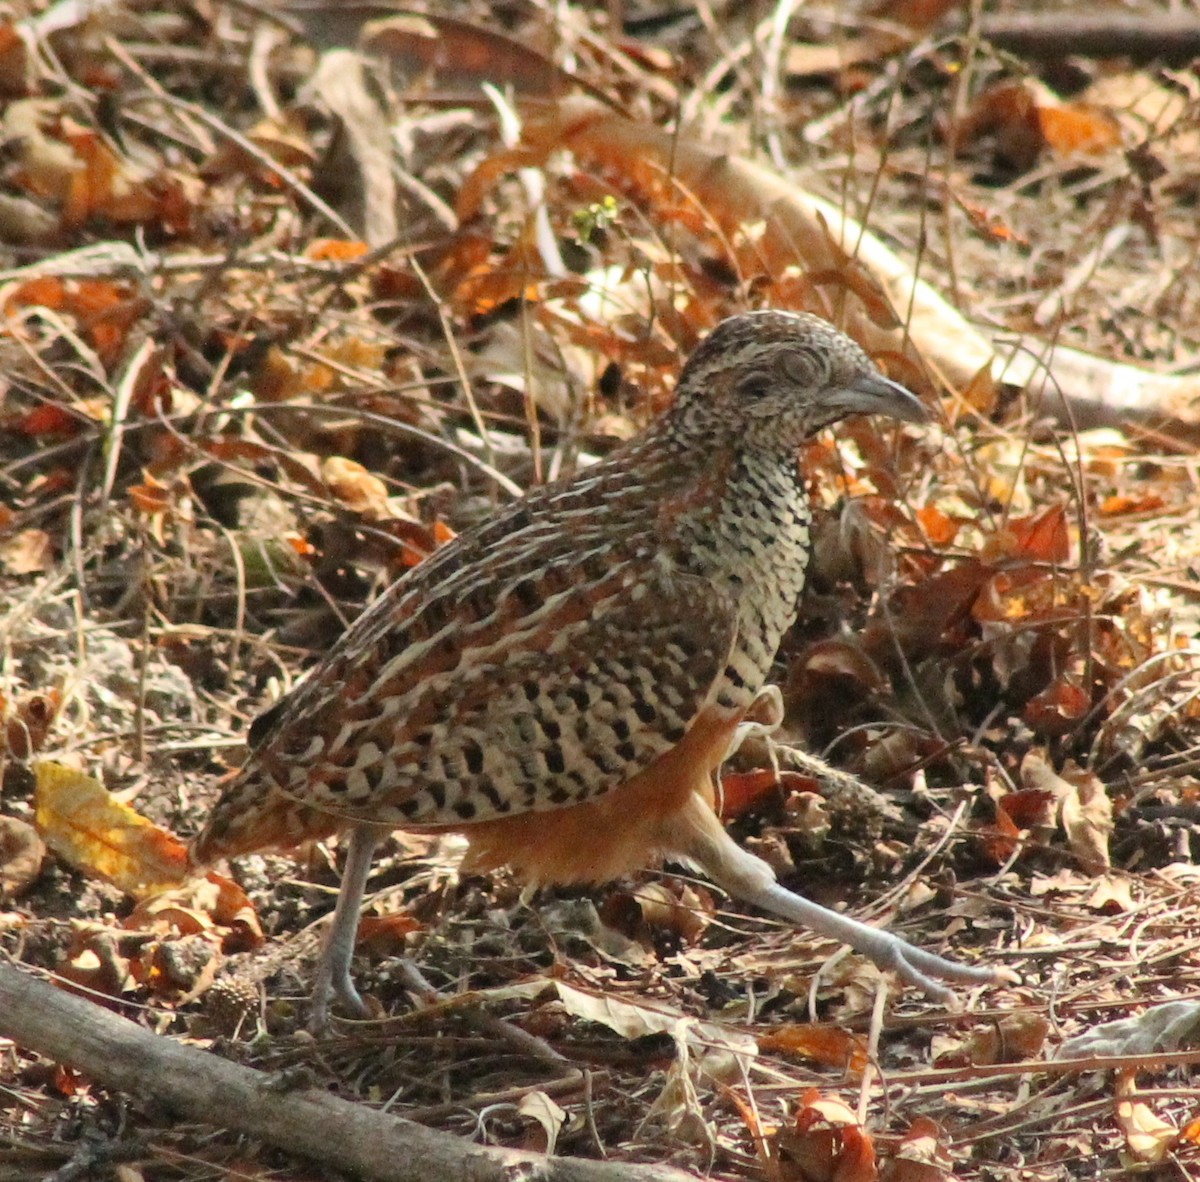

{"left": 776, "top": 1091, "right": 877, "bottom": 1182}
{"left": 322, "top": 455, "right": 391, "bottom": 519}
{"left": 1115, "top": 1070, "right": 1178, "bottom": 1165}
{"left": 0, "top": 527, "right": 52, "bottom": 574}
{"left": 0, "top": 815, "right": 45, "bottom": 898}
{"left": 1058, "top": 1000, "right": 1200, "bottom": 1059}
{"left": 34, "top": 761, "right": 190, "bottom": 898}
{"left": 881, "top": 1116, "right": 954, "bottom": 1182}
{"left": 517, "top": 1091, "right": 567, "bottom": 1155}
{"left": 758, "top": 1024, "right": 869, "bottom": 1074}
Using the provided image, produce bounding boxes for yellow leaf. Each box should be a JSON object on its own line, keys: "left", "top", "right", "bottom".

{"left": 34, "top": 761, "right": 189, "bottom": 898}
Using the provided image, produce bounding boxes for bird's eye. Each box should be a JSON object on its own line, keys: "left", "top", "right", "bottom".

{"left": 736, "top": 373, "right": 771, "bottom": 399}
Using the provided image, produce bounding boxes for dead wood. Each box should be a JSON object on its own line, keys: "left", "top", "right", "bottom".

{"left": 981, "top": 12, "right": 1200, "bottom": 65}
{"left": 0, "top": 961, "right": 702, "bottom": 1182}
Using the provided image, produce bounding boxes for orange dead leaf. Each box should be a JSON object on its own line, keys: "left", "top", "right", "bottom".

{"left": 127, "top": 474, "right": 173, "bottom": 516}
{"left": 6, "top": 275, "right": 144, "bottom": 366}
{"left": 962, "top": 1013, "right": 1050, "bottom": 1065}
{"left": 126, "top": 872, "right": 263, "bottom": 953}
{"left": 777, "top": 1093, "right": 877, "bottom": 1182}
{"left": 383, "top": 516, "right": 456, "bottom": 572}
{"left": 53, "top": 1064, "right": 84, "bottom": 1096}
{"left": 758, "top": 1024, "right": 869, "bottom": 1074}
{"left": 8, "top": 402, "right": 82, "bottom": 437}
{"left": 34, "top": 761, "right": 190, "bottom": 898}
{"left": 719, "top": 770, "right": 818, "bottom": 820}
{"left": 954, "top": 80, "right": 1121, "bottom": 171}
{"left": 306, "top": 238, "right": 368, "bottom": 262}
{"left": 60, "top": 123, "right": 156, "bottom": 226}
{"left": 869, "top": 0, "right": 960, "bottom": 33}
{"left": 976, "top": 796, "right": 1023, "bottom": 867}
{"left": 984, "top": 505, "right": 1070, "bottom": 565}
{"left": 915, "top": 504, "right": 960, "bottom": 547}
{"left": 1037, "top": 104, "right": 1122, "bottom": 156}
{"left": 1098, "top": 492, "right": 1166, "bottom": 517}
{"left": 718, "top": 769, "right": 779, "bottom": 819}
{"left": 997, "top": 789, "right": 1056, "bottom": 832}
{"left": 356, "top": 911, "right": 423, "bottom": 954}
{"left": 1023, "top": 677, "right": 1090, "bottom": 737}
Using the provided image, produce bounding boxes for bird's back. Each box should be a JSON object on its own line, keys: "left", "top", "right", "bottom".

{"left": 190, "top": 419, "right": 812, "bottom": 865}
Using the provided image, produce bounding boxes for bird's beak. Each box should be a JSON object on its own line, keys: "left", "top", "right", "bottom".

{"left": 840, "top": 373, "right": 929, "bottom": 425}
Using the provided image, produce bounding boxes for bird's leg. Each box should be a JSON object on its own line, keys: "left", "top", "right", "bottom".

{"left": 724, "top": 684, "right": 784, "bottom": 762}
{"left": 675, "top": 794, "right": 1015, "bottom": 1002}
{"left": 309, "top": 825, "right": 380, "bottom": 1032}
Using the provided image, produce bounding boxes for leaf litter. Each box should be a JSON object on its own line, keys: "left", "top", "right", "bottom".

{"left": 0, "top": 1, "right": 1198, "bottom": 1180}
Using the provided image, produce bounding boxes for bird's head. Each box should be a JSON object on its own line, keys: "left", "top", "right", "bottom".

{"left": 670, "top": 310, "right": 927, "bottom": 448}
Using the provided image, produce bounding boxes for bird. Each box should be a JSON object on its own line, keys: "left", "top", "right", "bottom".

{"left": 190, "top": 309, "right": 1010, "bottom": 1027}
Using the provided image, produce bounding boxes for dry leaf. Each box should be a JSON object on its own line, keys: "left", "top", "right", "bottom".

{"left": 34, "top": 761, "right": 190, "bottom": 898}
{"left": 880, "top": 1116, "right": 954, "bottom": 1182}
{"left": 1059, "top": 765, "right": 1113, "bottom": 875}
{"left": 322, "top": 456, "right": 391, "bottom": 519}
{"left": 758, "top": 1024, "right": 869, "bottom": 1074}
{"left": 776, "top": 1092, "right": 877, "bottom": 1182}
{"left": 1058, "top": 1000, "right": 1200, "bottom": 1060}
{"left": 0, "top": 815, "right": 45, "bottom": 898}
{"left": 1116, "top": 1071, "right": 1178, "bottom": 1164}
{"left": 0, "top": 527, "right": 52, "bottom": 574}
{"left": 517, "top": 1091, "right": 567, "bottom": 1155}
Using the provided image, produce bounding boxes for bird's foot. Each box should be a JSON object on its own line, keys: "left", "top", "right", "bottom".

{"left": 871, "top": 934, "right": 1021, "bottom": 1004}
{"left": 308, "top": 957, "right": 372, "bottom": 1034}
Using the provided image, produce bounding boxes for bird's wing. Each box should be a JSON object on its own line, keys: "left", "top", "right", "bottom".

{"left": 248, "top": 555, "right": 741, "bottom": 827}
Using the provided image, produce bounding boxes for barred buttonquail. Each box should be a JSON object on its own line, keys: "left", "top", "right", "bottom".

{"left": 191, "top": 310, "right": 1010, "bottom": 1026}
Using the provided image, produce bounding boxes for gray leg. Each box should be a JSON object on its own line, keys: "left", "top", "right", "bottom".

{"left": 675, "top": 794, "right": 1017, "bottom": 1001}
{"left": 310, "top": 826, "right": 380, "bottom": 1032}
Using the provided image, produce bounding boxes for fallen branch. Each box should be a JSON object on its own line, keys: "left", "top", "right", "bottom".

{"left": 981, "top": 11, "right": 1200, "bottom": 65}
{"left": 0, "top": 961, "right": 701, "bottom": 1182}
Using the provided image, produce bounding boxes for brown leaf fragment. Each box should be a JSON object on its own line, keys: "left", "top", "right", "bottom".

{"left": 1059, "top": 765, "right": 1113, "bottom": 875}
{"left": 880, "top": 1117, "right": 954, "bottom": 1182}
{"left": 953, "top": 80, "right": 1121, "bottom": 171}
{"left": 364, "top": 12, "right": 573, "bottom": 98}
{"left": 599, "top": 879, "right": 711, "bottom": 945}
{"left": 356, "top": 911, "right": 422, "bottom": 954}
{"left": 0, "top": 815, "right": 45, "bottom": 898}
{"left": 125, "top": 873, "right": 263, "bottom": 970}
{"left": 0, "top": 526, "right": 52, "bottom": 574}
{"left": 1023, "top": 677, "right": 1090, "bottom": 738}
{"left": 776, "top": 1092, "right": 877, "bottom": 1182}
{"left": 1022, "top": 753, "right": 1112, "bottom": 874}
{"left": 2, "top": 687, "right": 61, "bottom": 757}
{"left": 983, "top": 505, "right": 1071, "bottom": 565}
{"left": 976, "top": 796, "right": 1023, "bottom": 868}
{"left": 963, "top": 1013, "right": 1050, "bottom": 1065}
{"left": 322, "top": 456, "right": 391, "bottom": 519}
